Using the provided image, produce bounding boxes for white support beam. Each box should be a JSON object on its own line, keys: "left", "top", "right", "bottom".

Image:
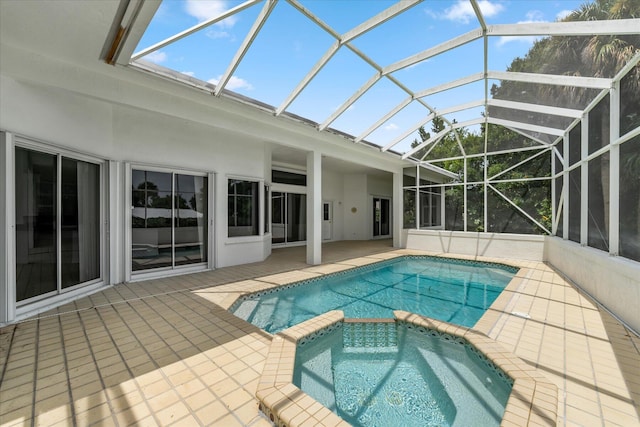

{"left": 384, "top": 112, "right": 436, "bottom": 153}
{"left": 562, "top": 133, "right": 569, "bottom": 239}
{"left": 423, "top": 143, "right": 548, "bottom": 163}
{"left": 419, "top": 136, "right": 441, "bottom": 161}
{"left": 470, "top": 0, "right": 487, "bottom": 30}
{"left": 488, "top": 147, "right": 551, "bottom": 181}
{"left": 488, "top": 19, "right": 640, "bottom": 37}
{"left": 415, "top": 165, "right": 421, "bottom": 230}
{"left": 487, "top": 99, "right": 583, "bottom": 119}
{"left": 504, "top": 126, "right": 553, "bottom": 147}
{"left": 487, "top": 117, "right": 565, "bottom": 136}
{"left": 276, "top": 41, "right": 340, "bottom": 115}
{"left": 132, "top": 0, "right": 261, "bottom": 61}
{"left": 356, "top": 96, "right": 412, "bottom": 143}
{"left": 615, "top": 125, "right": 640, "bottom": 146}
{"left": 580, "top": 115, "right": 589, "bottom": 245}
{"left": 384, "top": 29, "right": 483, "bottom": 75}
{"left": 487, "top": 71, "right": 611, "bottom": 89}
{"left": 401, "top": 126, "right": 449, "bottom": 159}
{"left": 609, "top": 80, "right": 620, "bottom": 255}
{"left": 488, "top": 184, "right": 551, "bottom": 235}
{"left": 286, "top": 0, "right": 340, "bottom": 39}
{"left": 452, "top": 117, "right": 486, "bottom": 129}
{"left": 0, "top": 132, "right": 16, "bottom": 323}
{"left": 553, "top": 186, "right": 564, "bottom": 236}
{"left": 436, "top": 99, "right": 484, "bottom": 116}
{"left": 553, "top": 145, "right": 564, "bottom": 167}
{"left": 342, "top": 0, "right": 422, "bottom": 44}
{"left": 306, "top": 151, "right": 322, "bottom": 265}
{"left": 415, "top": 73, "right": 484, "bottom": 98}
{"left": 319, "top": 72, "right": 381, "bottom": 131}
{"left": 393, "top": 170, "right": 403, "bottom": 247}
{"left": 214, "top": 0, "right": 277, "bottom": 96}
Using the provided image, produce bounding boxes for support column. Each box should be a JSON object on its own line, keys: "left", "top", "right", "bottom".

{"left": 393, "top": 169, "right": 403, "bottom": 248}
{"left": 108, "top": 160, "right": 125, "bottom": 285}
{"left": 562, "top": 133, "right": 569, "bottom": 239}
{"left": 609, "top": 81, "right": 620, "bottom": 255}
{"left": 306, "top": 151, "right": 321, "bottom": 265}
{"left": 580, "top": 116, "right": 588, "bottom": 245}
{"left": 1, "top": 132, "right": 16, "bottom": 323}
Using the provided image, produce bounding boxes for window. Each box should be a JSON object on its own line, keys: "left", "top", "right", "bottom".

{"left": 420, "top": 187, "right": 441, "bottom": 228}
{"left": 15, "top": 146, "right": 102, "bottom": 303}
{"left": 272, "top": 169, "right": 306, "bottom": 186}
{"left": 132, "top": 169, "right": 208, "bottom": 272}
{"left": 402, "top": 167, "right": 442, "bottom": 230}
{"left": 264, "top": 185, "right": 270, "bottom": 234}
{"left": 228, "top": 179, "right": 259, "bottom": 237}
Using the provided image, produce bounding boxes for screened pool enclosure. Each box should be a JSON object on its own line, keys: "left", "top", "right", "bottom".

{"left": 109, "top": 0, "right": 640, "bottom": 263}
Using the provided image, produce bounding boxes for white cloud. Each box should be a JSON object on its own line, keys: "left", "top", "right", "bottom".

{"left": 181, "top": 71, "right": 196, "bottom": 77}
{"left": 496, "top": 11, "right": 547, "bottom": 47}
{"left": 144, "top": 51, "right": 167, "bottom": 63}
{"left": 208, "top": 75, "right": 253, "bottom": 91}
{"left": 556, "top": 9, "right": 572, "bottom": 21}
{"left": 206, "top": 29, "right": 233, "bottom": 40}
{"left": 496, "top": 34, "right": 539, "bottom": 46}
{"left": 525, "top": 10, "right": 544, "bottom": 21}
{"left": 443, "top": 0, "right": 504, "bottom": 24}
{"left": 185, "top": 0, "right": 237, "bottom": 27}
{"left": 384, "top": 123, "right": 399, "bottom": 131}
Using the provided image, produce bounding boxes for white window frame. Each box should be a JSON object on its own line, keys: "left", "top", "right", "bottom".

{"left": 2, "top": 132, "right": 109, "bottom": 323}
{"left": 126, "top": 163, "right": 212, "bottom": 282}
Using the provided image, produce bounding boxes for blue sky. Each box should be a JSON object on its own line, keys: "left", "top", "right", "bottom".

{"left": 136, "top": 0, "right": 585, "bottom": 152}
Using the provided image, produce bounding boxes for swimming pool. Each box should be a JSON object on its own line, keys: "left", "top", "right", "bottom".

{"left": 294, "top": 320, "right": 512, "bottom": 427}
{"left": 232, "top": 256, "right": 517, "bottom": 334}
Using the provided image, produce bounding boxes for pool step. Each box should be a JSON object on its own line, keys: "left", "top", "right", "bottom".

{"left": 342, "top": 319, "right": 398, "bottom": 349}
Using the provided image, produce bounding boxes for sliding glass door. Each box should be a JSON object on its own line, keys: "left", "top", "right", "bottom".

{"left": 131, "top": 169, "right": 208, "bottom": 272}
{"left": 271, "top": 192, "right": 306, "bottom": 245}
{"left": 15, "top": 147, "right": 101, "bottom": 303}
{"left": 373, "top": 197, "right": 390, "bottom": 237}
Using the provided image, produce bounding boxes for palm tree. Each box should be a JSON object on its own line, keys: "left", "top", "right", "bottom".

{"left": 490, "top": 0, "right": 640, "bottom": 246}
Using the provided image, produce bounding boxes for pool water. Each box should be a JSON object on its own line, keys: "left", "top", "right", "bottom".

{"left": 294, "top": 321, "right": 512, "bottom": 427}
{"left": 232, "top": 256, "right": 516, "bottom": 334}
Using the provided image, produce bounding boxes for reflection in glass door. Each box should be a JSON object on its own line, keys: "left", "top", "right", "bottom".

{"left": 373, "top": 197, "right": 390, "bottom": 237}
{"left": 15, "top": 147, "right": 101, "bottom": 303}
{"left": 131, "top": 169, "right": 207, "bottom": 272}
{"left": 271, "top": 192, "right": 306, "bottom": 245}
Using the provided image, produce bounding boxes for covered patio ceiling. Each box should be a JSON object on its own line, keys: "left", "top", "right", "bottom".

{"left": 107, "top": 0, "right": 640, "bottom": 164}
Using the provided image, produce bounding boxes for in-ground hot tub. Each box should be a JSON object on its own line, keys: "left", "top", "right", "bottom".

{"left": 294, "top": 319, "right": 512, "bottom": 427}
{"left": 256, "top": 311, "right": 558, "bottom": 427}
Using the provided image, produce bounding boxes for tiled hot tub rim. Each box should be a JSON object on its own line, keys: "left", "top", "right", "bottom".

{"left": 256, "top": 310, "right": 558, "bottom": 427}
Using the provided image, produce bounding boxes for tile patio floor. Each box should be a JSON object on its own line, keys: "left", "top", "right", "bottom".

{"left": 1, "top": 240, "right": 638, "bottom": 426}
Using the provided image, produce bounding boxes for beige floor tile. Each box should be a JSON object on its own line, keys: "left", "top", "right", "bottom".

{"left": 1, "top": 240, "right": 638, "bottom": 427}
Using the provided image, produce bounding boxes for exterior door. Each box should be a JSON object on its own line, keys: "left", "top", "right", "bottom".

{"left": 373, "top": 197, "right": 390, "bottom": 238}
{"left": 322, "top": 201, "right": 332, "bottom": 240}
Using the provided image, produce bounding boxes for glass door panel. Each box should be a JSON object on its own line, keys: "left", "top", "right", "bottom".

{"left": 132, "top": 170, "right": 173, "bottom": 271}
{"left": 373, "top": 198, "right": 381, "bottom": 236}
{"left": 286, "top": 193, "right": 307, "bottom": 243}
{"left": 61, "top": 158, "right": 100, "bottom": 288}
{"left": 132, "top": 169, "right": 208, "bottom": 272}
{"left": 15, "top": 148, "right": 58, "bottom": 301}
{"left": 271, "top": 192, "right": 285, "bottom": 244}
{"left": 373, "top": 197, "right": 390, "bottom": 237}
{"left": 380, "top": 198, "right": 390, "bottom": 236}
{"left": 271, "top": 191, "right": 306, "bottom": 244}
{"left": 175, "top": 174, "right": 207, "bottom": 266}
